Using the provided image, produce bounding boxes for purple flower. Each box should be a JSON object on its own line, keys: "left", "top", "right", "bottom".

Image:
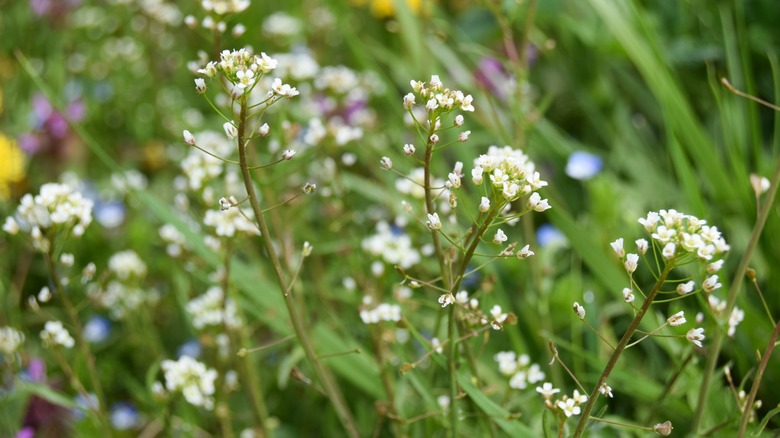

{"left": 537, "top": 223, "right": 567, "bottom": 248}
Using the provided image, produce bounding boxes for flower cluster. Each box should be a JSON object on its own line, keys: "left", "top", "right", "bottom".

{"left": 472, "top": 145, "right": 548, "bottom": 204}
{"left": 40, "top": 320, "right": 75, "bottom": 349}
{"left": 198, "top": 48, "right": 281, "bottom": 97}
{"left": 90, "top": 250, "right": 159, "bottom": 319}
{"left": 3, "top": 182, "right": 94, "bottom": 250}
{"left": 186, "top": 286, "right": 242, "bottom": 330}
{"left": 200, "top": 0, "right": 250, "bottom": 15}
{"left": 159, "top": 356, "right": 218, "bottom": 410}
{"left": 359, "top": 297, "right": 402, "bottom": 324}
{"left": 0, "top": 326, "right": 25, "bottom": 354}
{"left": 407, "top": 75, "right": 474, "bottom": 114}
{"left": 362, "top": 219, "right": 421, "bottom": 269}
{"left": 707, "top": 295, "right": 744, "bottom": 337}
{"left": 536, "top": 383, "right": 588, "bottom": 418}
{"left": 494, "top": 351, "right": 545, "bottom": 390}
{"left": 638, "top": 209, "right": 730, "bottom": 263}
{"left": 203, "top": 207, "right": 259, "bottom": 237}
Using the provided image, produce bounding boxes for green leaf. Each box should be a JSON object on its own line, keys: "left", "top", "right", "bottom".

{"left": 457, "top": 372, "right": 535, "bottom": 436}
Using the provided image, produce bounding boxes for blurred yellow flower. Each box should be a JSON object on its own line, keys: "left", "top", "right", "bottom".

{"left": 352, "top": 0, "right": 423, "bottom": 18}
{"left": 0, "top": 133, "right": 26, "bottom": 199}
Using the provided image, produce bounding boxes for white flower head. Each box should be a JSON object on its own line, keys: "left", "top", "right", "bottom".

{"left": 427, "top": 213, "right": 442, "bottom": 230}
{"left": 667, "top": 311, "right": 686, "bottom": 326}
{"left": 610, "top": 238, "right": 625, "bottom": 258}
{"left": 573, "top": 302, "right": 585, "bottom": 319}
{"left": 677, "top": 281, "right": 695, "bottom": 295}
{"left": 493, "top": 229, "right": 508, "bottom": 245}
{"left": 624, "top": 253, "right": 639, "bottom": 273}
{"left": 622, "top": 287, "right": 635, "bottom": 303}
{"left": 686, "top": 327, "right": 705, "bottom": 348}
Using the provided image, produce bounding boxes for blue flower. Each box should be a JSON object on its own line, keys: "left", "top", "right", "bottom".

{"left": 110, "top": 402, "right": 140, "bottom": 430}
{"left": 565, "top": 151, "right": 603, "bottom": 180}
{"left": 177, "top": 338, "right": 202, "bottom": 359}
{"left": 537, "top": 223, "right": 567, "bottom": 248}
{"left": 83, "top": 316, "right": 111, "bottom": 343}
{"left": 94, "top": 200, "right": 126, "bottom": 229}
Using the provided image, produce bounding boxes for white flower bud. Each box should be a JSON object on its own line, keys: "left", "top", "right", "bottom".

{"left": 183, "top": 130, "right": 196, "bottom": 145}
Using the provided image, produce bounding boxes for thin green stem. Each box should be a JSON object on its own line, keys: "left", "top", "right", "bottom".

{"left": 235, "top": 98, "right": 359, "bottom": 438}
{"left": 737, "top": 318, "right": 780, "bottom": 436}
{"left": 572, "top": 262, "right": 674, "bottom": 437}
{"left": 692, "top": 158, "right": 780, "bottom": 434}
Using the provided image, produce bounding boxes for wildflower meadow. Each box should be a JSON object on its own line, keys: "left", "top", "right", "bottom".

{"left": 2, "top": 0, "right": 780, "bottom": 436}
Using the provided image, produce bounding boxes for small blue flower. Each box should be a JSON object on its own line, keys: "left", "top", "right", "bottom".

{"left": 83, "top": 316, "right": 111, "bottom": 343}
{"left": 94, "top": 200, "right": 126, "bottom": 229}
{"left": 177, "top": 338, "right": 202, "bottom": 359}
{"left": 110, "top": 402, "right": 140, "bottom": 430}
{"left": 72, "top": 393, "right": 99, "bottom": 421}
{"left": 537, "top": 224, "right": 567, "bottom": 248}
{"left": 565, "top": 151, "right": 603, "bottom": 180}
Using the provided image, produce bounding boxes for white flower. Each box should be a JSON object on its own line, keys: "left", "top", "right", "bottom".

{"left": 427, "top": 213, "right": 442, "bottom": 230}
{"left": 610, "top": 238, "right": 625, "bottom": 258}
{"left": 431, "top": 337, "right": 443, "bottom": 354}
{"left": 108, "top": 250, "right": 147, "bottom": 281}
{"left": 707, "top": 260, "right": 724, "bottom": 274}
{"left": 38, "top": 286, "right": 52, "bottom": 303}
{"left": 0, "top": 327, "right": 25, "bottom": 354}
{"left": 458, "top": 131, "right": 471, "bottom": 142}
{"left": 635, "top": 238, "right": 648, "bottom": 254}
{"left": 302, "top": 241, "right": 313, "bottom": 257}
{"left": 536, "top": 382, "right": 560, "bottom": 398}
{"left": 667, "top": 311, "right": 686, "bottom": 326}
{"left": 638, "top": 211, "right": 660, "bottom": 231}
{"left": 380, "top": 157, "right": 392, "bottom": 170}
{"left": 258, "top": 123, "right": 270, "bottom": 136}
{"left": 204, "top": 208, "right": 259, "bottom": 237}
{"left": 223, "top": 122, "right": 238, "bottom": 140}
{"left": 573, "top": 302, "right": 585, "bottom": 319}
{"left": 471, "top": 166, "right": 484, "bottom": 185}
{"left": 183, "top": 130, "right": 196, "bottom": 145}
{"left": 686, "top": 327, "right": 705, "bottom": 348}
{"left": 194, "top": 78, "right": 206, "bottom": 94}
{"left": 437, "top": 395, "right": 451, "bottom": 410}
{"left": 528, "top": 192, "right": 551, "bottom": 212}
{"left": 454, "top": 115, "right": 464, "bottom": 126}
{"left": 677, "top": 281, "right": 695, "bottom": 295}
{"left": 493, "top": 229, "right": 508, "bottom": 245}
{"left": 161, "top": 356, "right": 218, "bottom": 410}
{"left": 490, "top": 305, "right": 508, "bottom": 329}
{"left": 429, "top": 134, "right": 439, "bottom": 144}
{"left": 557, "top": 398, "right": 581, "bottom": 417}
{"left": 662, "top": 242, "right": 676, "bottom": 260}
{"left": 624, "top": 253, "right": 639, "bottom": 273}
{"left": 479, "top": 197, "right": 490, "bottom": 213}
{"left": 455, "top": 291, "right": 469, "bottom": 304}
{"left": 702, "top": 275, "right": 721, "bottom": 293}
{"left": 727, "top": 307, "right": 744, "bottom": 337}
{"left": 270, "top": 78, "right": 299, "bottom": 97}
{"left": 622, "top": 287, "right": 635, "bottom": 303}
{"left": 517, "top": 244, "right": 534, "bottom": 259}
{"left": 438, "top": 293, "right": 455, "bottom": 308}
{"left": 403, "top": 144, "right": 415, "bottom": 156}
{"left": 403, "top": 93, "right": 415, "bottom": 109}
{"left": 599, "top": 383, "right": 613, "bottom": 398}
{"left": 281, "top": 150, "right": 296, "bottom": 160}
{"left": 40, "top": 320, "right": 74, "bottom": 349}
{"left": 186, "top": 286, "right": 242, "bottom": 330}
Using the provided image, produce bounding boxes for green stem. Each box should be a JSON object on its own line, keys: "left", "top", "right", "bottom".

{"left": 572, "top": 262, "right": 673, "bottom": 437}
{"left": 235, "top": 98, "right": 359, "bottom": 438}
{"left": 691, "top": 158, "right": 780, "bottom": 434}
{"left": 737, "top": 318, "right": 780, "bottom": 436}
{"left": 44, "top": 247, "right": 109, "bottom": 427}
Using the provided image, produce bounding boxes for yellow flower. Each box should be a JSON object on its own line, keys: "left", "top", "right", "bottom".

{"left": 352, "top": 0, "right": 423, "bottom": 18}
{"left": 0, "top": 133, "right": 26, "bottom": 199}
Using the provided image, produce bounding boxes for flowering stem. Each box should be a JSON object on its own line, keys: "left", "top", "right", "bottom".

{"left": 43, "top": 247, "right": 109, "bottom": 426}
{"left": 235, "top": 98, "right": 358, "bottom": 437}
{"left": 692, "top": 158, "right": 780, "bottom": 434}
{"left": 572, "top": 262, "right": 673, "bottom": 438}
{"left": 737, "top": 318, "right": 780, "bottom": 435}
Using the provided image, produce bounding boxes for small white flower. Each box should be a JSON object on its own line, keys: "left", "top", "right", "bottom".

{"left": 438, "top": 293, "right": 455, "bottom": 308}
{"left": 702, "top": 275, "right": 721, "bottom": 293}
{"left": 303, "top": 182, "right": 317, "bottom": 194}
{"left": 536, "top": 382, "right": 560, "bottom": 398}
{"left": 219, "top": 197, "right": 232, "bottom": 211}
{"left": 302, "top": 241, "right": 313, "bottom": 257}
{"left": 40, "top": 320, "right": 75, "bottom": 349}
{"left": 528, "top": 192, "right": 551, "bottom": 212}
{"left": 624, "top": 253, "right": 639, "bottom": 273}
{"left": 667, "top": 311, "right": 686, "bottom": 326}
{"left": 258, "top": 123, "right": 270, "bottom": 136}
{"left": 223, "top": 122, "right": 238, "bottom": 140}
{"left": 610, "top": 238, "right": 625, "bottom": 258}
{"left": 183, "top": 130, "right": 196, "bottom": 145}
{"left": 677, "top": 281, "right": 695, "bottom": 295}
{"left": 599, "top": 383, "right": 613, "bottom": 398}
{"left": 557, "top": 398, "right": 581, "bottom": 417}
{"left": 635, "top": 238, "right": 648, "bottom": 254}
{"left": 403, "top": 93, "right": 415, "bottom": 109}
{"left": 454, "top": 115, "right": 464, "bottom": 126}
{"left": 662, "top": 242, "right": 676, "bottom": 260}
{"left": 380, "top": 156, "right": 393, "bottom": 170}
{"left": 437, "top": 395, "right": 451, "bottom": 410}
{"left": 493, "top": 229, "right": 508, "bottom": 245}
{"left": 60, "top": 253, "right": 74, "bottom": 267}
{"left": 471, "top": 166, "right": 484, "bottom": 185}
{"left": 448, "top": 172, "right": 461, "bottom": 189}
{"left": 622, "top": 287, "right": 635, "bottom": 303}
{"left": 707, "top": 260, "right": 724, "bottom": 274}
{"left": 573, "top": 302, "right": 585, "bottom": 319}
{"left": 403, "top": 144, "right": 416, "bottom": 156}
{"left": 38, "top": 286, "right": 52, "bottom": 303}
{"left": 479, "top": 197, "right": 490, "bottom": 213}
{"left": 427, "top": 213, "right": 442, "bottom": 230}
{"left": 429, "top": 134, "right": 439, "bottom": 144}
{"left": 517, "top": 244, "right": 534, "bottom": 259}
{"left": 458, "top": 130, "right": 471, "bottom": 142}
{"left": 194, "top": 78, "right": 206, "bottom": 94}
{"left": 686, "top": 327, "right": 705, "bottom": 348}
{"left": 282, "top": 149, "right": 296, "bottom": 160}
{"left": 431, "top": 337, "right": 443, "bottom": 354}
{"left": 455, "top": 291, "right": 469, "bottom": 304}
